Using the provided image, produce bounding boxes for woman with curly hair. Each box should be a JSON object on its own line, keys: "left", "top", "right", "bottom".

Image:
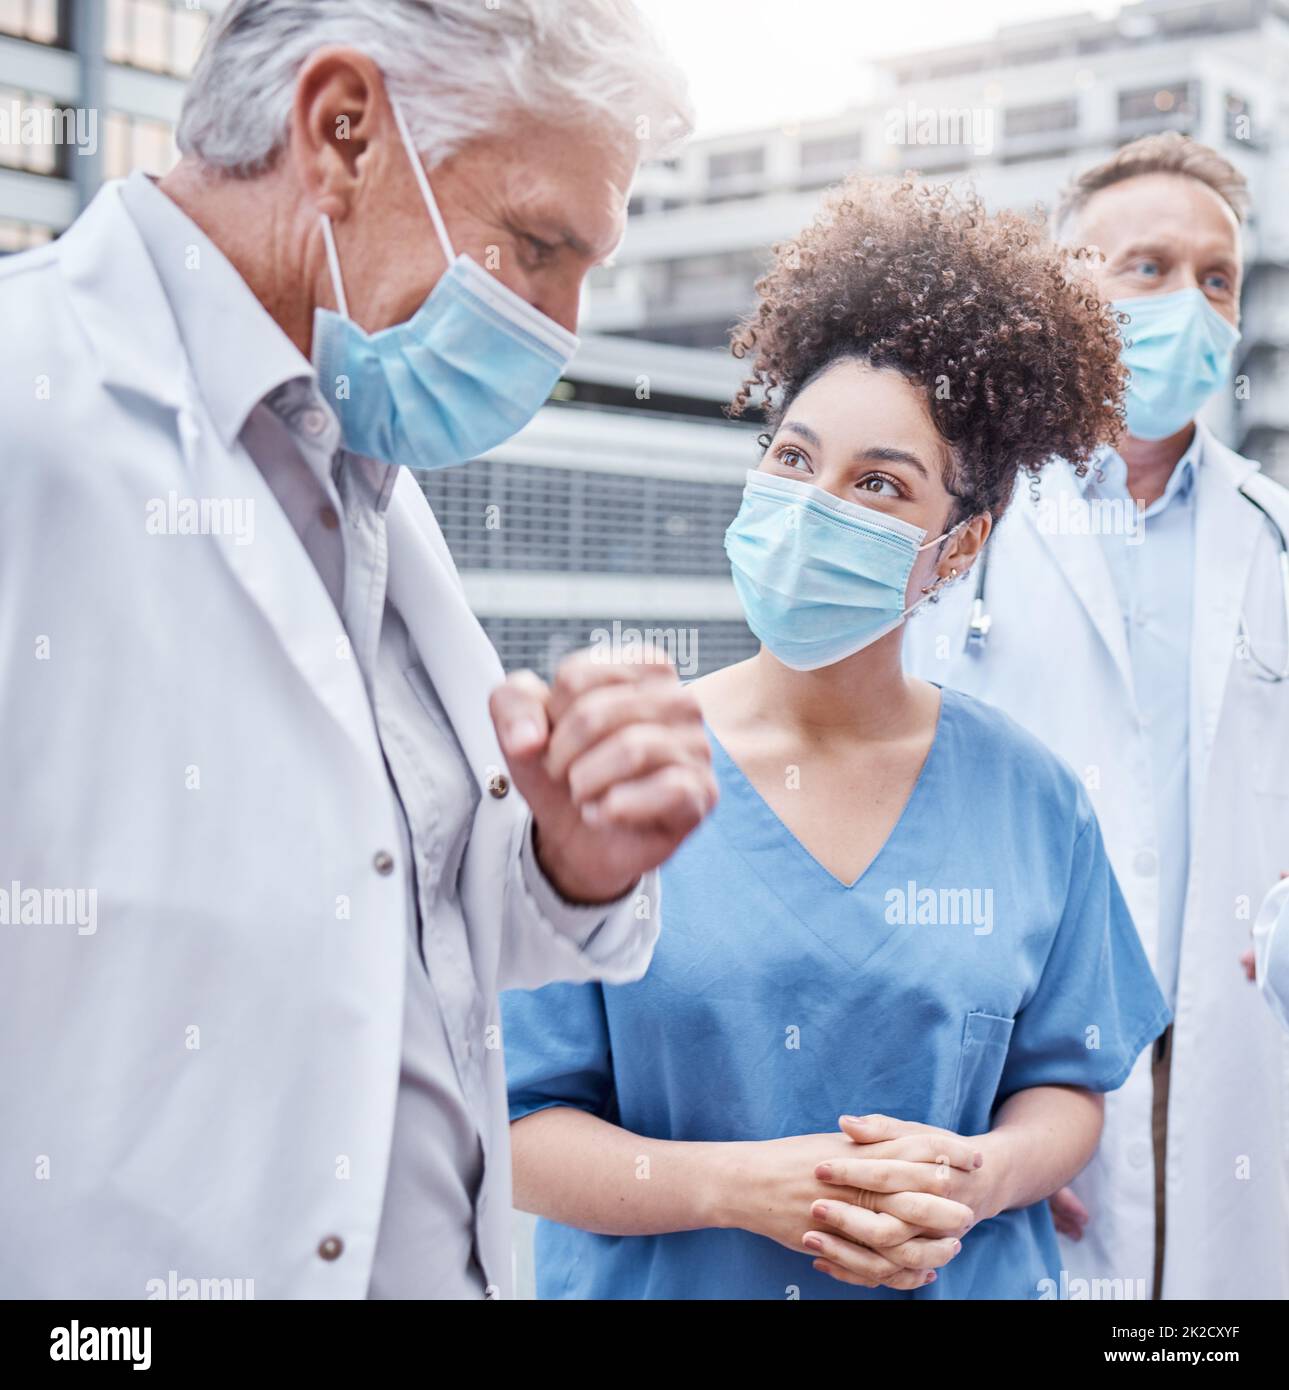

{"left": 501, "top": 178, "right": 1171, "bottom": 1300}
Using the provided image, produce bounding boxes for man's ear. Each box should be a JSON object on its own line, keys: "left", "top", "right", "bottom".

{"left": 288, "top": 46, "right": 392, "bottom": 221}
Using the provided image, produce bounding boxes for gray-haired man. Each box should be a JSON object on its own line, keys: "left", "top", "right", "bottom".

{"left": 0, "top": 0, "right": 714, "bottom": 1299}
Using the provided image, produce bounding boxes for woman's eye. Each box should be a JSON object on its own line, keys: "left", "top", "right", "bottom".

{"left": 777, "top": 447, "right": 809, "bottom": 471}
{"left": 858, "top": 474, "right": 900, "bottom": 498}
{"left": 1133, "top": 259, "right": 1162, "bottom": 277}
{"left": 1204, "top": 272, "right": 1231, "bottom": 293}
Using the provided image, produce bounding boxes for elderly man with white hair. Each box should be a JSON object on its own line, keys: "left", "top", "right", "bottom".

{"left": 0, "top": 0, "right": 713, "bottom": 1299}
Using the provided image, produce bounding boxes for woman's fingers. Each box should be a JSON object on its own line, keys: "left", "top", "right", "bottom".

{"left": 813, "top": 1258, "right": 933, "bottom": 1292}
{"left": 873, "top": 1234, "right": 963, "bottom": 1271}
{"left": 801, "top": 1231, "right": 908, "bottom": 1284}
{"left": 822, "top": 1134, "right": 981, "bottom": 1172}
{"left": 814, "top": 1157, "right": 962, "bottom": 1198}
{"left": 837, "top": 1114, "right": 983, "bottom": 1172}
{"left": 809, "top": 1200, "right": 961, "bottom": 1268}
{"left": 867, "top": 1188, "right": 976, "bottom": 1236}
{"left": 806, "top": 1200, "right": 919, "bottom": 1250}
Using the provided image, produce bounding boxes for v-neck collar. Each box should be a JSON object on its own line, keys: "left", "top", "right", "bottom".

{"left": 705, "top": 685, "right": 952, "bottom": 895}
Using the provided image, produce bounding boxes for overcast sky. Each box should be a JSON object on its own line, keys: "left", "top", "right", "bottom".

{"left": 634, "top": 0, "right": 1123, "bottom": 136}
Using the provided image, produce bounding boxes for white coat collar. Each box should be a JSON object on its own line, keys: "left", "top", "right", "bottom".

{"left": 57, "top": 179, "right": 188, "bottom": 418}
{"left": 1019, "top": 454, "right": 1134, "bottom": 697}
{"left": 1020, "top": 425, "right": 1264, "bottom": 707}
{"left": 59, "top": 175, "right": 318, "bottom": 452}
{"left": 56, "top": 179, "right": 390, "bottom": 777}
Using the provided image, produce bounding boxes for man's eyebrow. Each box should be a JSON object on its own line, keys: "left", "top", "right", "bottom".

{"left": 558, "top": 226, "right": 595, "bottom": 258}
{"left": 1113, "top": 240, "right": 1175, "bottom": 260}
{"left": 856, "top": 445, "right": 930, "bottom": 479}
{"left": 1113, "top": 238, "right": 1240, "bottom": 274}
{"left": 515, "top": 212, "right": 596, "bottom": 259}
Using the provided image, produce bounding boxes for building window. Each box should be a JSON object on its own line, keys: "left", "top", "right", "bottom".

{"left": 104, "top": 110, "right": 178, "bottom": 179}
{"left": 799, "top": 131, "right": 864, "bottom": 170}
{"left": 0, "top": 215, "right": 55, "bottom": 252}
{"left": 419, "top": 460, "right": 749, "bottom": 581}
{"left": 0, "top": 0, "right": 65, "bottom": 46}
{"left": 105, "top": 0, "right": 211, "bottom": 78}
{"left": 0, "top": 86, "right": 68, "bottom": 176}
{"left": 1003, "top": 98, "right": 1079, "bottom": 138}
{"left": 707, "top": 146, "right": 765, "bottom": 183}
{"left": 1118, "top": 81, "right": 1198, "bottom": 126}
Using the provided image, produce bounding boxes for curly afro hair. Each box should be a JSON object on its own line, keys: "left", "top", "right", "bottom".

{"left": 730, "top": 176, "right": 1127, "bottom": 522}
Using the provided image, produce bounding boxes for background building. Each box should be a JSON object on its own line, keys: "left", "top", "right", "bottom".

{"left": 0, "top": 0, "right": 213, "bottom": 250}
{"left": 590, "top": 0, "right": 1289, "bottom": 483}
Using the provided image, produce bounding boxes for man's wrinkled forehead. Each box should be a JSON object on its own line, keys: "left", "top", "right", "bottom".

{"left": 1067, "top": 172, "right": 1242, "bottom": 261}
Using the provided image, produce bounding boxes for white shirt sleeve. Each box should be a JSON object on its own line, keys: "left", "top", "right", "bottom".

{"left": 498, "top": 812, "right": 660, "bottom": 992}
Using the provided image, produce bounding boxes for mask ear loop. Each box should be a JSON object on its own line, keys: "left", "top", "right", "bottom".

{"left": 389, "top": 95, "right": 456, "bottom": 267}
{"left": 319, "top": 214, "right": 350, "bottom": 319}
{"left": 316, "top": 95, "right": 452, "bottom": 325}
{"left": 912, "top": 516, "right": 971, "bottom": 605}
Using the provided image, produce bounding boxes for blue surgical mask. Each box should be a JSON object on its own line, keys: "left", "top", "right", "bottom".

{"left": 312, "top": 98, "right": 578, "bottom": 469}
{"left": 724, "top": 469, "right": 963, "bottom": 671}
{"left": 1114, "top": 288, "right": 1240, "bottom": 442}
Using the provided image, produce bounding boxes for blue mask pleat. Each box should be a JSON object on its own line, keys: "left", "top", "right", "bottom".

{"left": 313, "top": 256, "right": 576, "bottom": 469}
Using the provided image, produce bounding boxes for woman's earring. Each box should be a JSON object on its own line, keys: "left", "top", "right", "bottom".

{"left": 920, "top": 567, "right": 959, "bottom": 595}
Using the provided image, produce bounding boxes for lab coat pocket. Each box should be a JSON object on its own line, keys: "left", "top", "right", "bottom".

{"left": 951, "top": 1011, "right": 1014, "bottom": 1137}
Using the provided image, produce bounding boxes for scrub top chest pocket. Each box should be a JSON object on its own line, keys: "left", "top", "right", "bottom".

{"left": 951, "top": 1011, "right": 1015, "bottom": 1137}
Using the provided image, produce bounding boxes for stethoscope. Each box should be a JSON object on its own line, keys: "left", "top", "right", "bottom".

{"left": 966, "top": 481, "right": 1289, "bottom": 682}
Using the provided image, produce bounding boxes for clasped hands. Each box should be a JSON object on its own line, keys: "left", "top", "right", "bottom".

{"left": 727, "top": 1113, "right": 998, "bottom": 1291}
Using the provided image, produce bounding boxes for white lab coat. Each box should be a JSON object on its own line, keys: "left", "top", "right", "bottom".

{"left": 0, "top": 183, "right": 658, "bottom": 1299}
{"left": 1254, "top": 876, "right": 1289, "bottom": 1032}
{"left": 905, "top": 433, "right": 1289, "bottom": 1300}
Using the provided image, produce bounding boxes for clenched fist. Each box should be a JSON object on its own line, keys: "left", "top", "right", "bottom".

{"left": 489, "top": 647, "right": 718, "bottom": 904}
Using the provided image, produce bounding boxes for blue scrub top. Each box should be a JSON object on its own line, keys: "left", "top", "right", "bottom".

{"left": 503, "top": 687, "right": 1171, "bottom": 1300}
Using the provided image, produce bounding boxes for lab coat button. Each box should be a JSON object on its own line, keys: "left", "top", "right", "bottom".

{"left": 373, "top": 850, "right": 396, "bottom": 876}
{"left": 317, "top": 1235, "right": 344, "bottom": 1261}
{"left": 488, "top": 773, "right": 510, "bottom": 799}
{"left": 1133, "top": 849, "right": 1158, "bottom": 876}
{"left": 302, "top": 408, "right": 329, "bottom": 436}
{"left": 319, "top": 505, "right": 340, "bottom": 531}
